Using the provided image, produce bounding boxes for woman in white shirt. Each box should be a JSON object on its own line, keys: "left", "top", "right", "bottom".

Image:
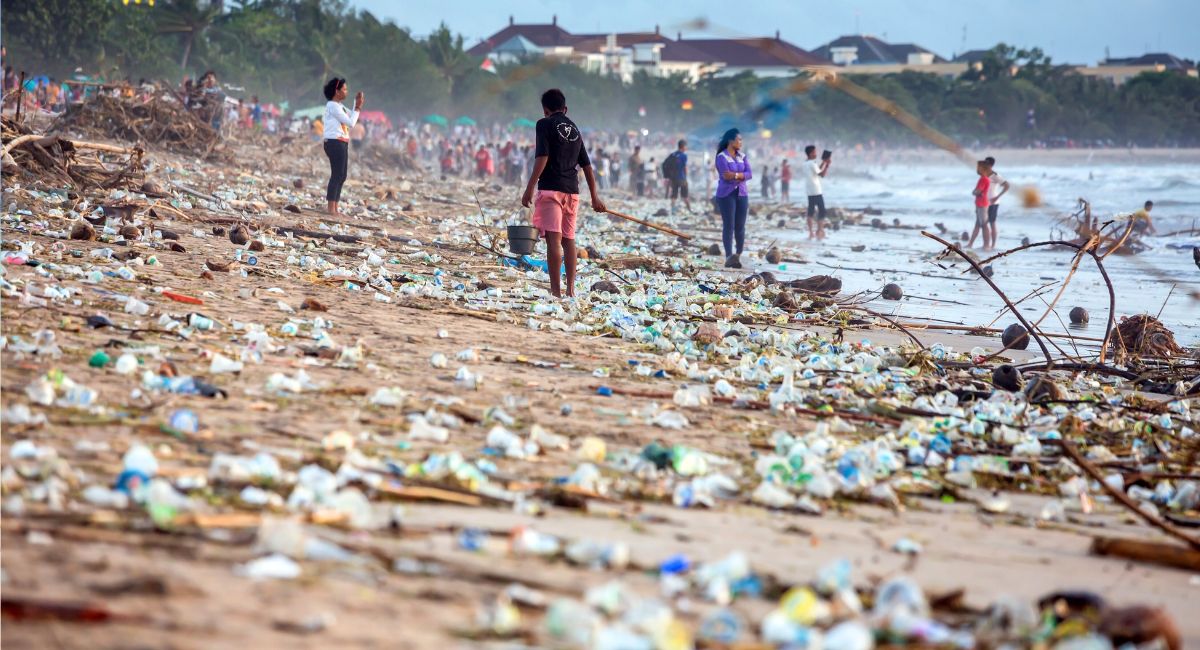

{"left": 321, "top": 77, "right": 364, "bottom": 216}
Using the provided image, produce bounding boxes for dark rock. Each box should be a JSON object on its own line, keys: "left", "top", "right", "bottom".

{"left": 119, "top": 225, "right": 141, "bottom": 240}
{"left": 212, "top": 226, "right": 226, "bottom": 236}
{"left": 881, "top": 283, "right": 903, "bottom": 300}
{"left": 850, "top": 244, "right": 865, "bottom": 252}
{"left": 1021, "top": 236, "right": 1031, "bottom": 246}
{"left": 140, "top": 180, "right": 162, "bottom": 195}
{"left": 585, "top": 245, "right": 603, "bottom": 260}
{"left": 70, "top": 220, "right": 96, "bottom": 241}
{"left": 772, "top": 291, "right": 798, "bottom": 310}
{"left": 1001, "top": 323, "right": 1030, "bottom": 350}
{"left": 159, "top": 229, "right": 180, "bottom": 240}
{"left": 706, "top": 243, "right": 722, "bottom": 256}
{"left": 764, "top": 247, "right": 782, "bottom": 264}
{"left": 992, "top": 364, "right": 1023, "bottom": 391}
{"left": 168, "top": 242, "right": 187, "bottom": 253}
{"left": 248, "top": 240, "right": 265, "bottom": 252}
{"left": 653, "top": 208, "right": 668, "bottom": 217}
{"left": 788, "top": 275, "right": 841, "bottom": 294}
{"left": 1024, "top": 375, "right": 1063, "bottom": 402}
{"left": 229, "top": 224, "right": 250, "bottom": 246}
{"left": 205, "top": 259, "right": 232, "bottom": 273}
{"left": 777, "top": 219, "right": 786, "bottom": 228}
{"left": 1069, "top": 306, "right": 1089, "bottom": 324}
{"left": 757, "top": 271, "right": 779, "bottom": 285}
{"left": 284, "top": 204, "right": 302, "bottom": 214}
{"left": 960, "top": 231, "right": 970, "bottom": 241}
{"left": 591, "top": 280, "right": 620, "bottom": 294}
{"left": 293, "top": 179, "right": 304, "bottom": 189}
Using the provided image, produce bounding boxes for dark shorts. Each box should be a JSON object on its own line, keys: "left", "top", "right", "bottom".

{"left": 987, "top": 204, "right": 998, "bottom": 224}
{"left": 670, "top": 179, "right": 688, "bottom": 199}
{"left": 781, "top": 180, "right": 790, "bottom": 193}
{"left": 807, "top": 194, "right": 826, "bottom": 219}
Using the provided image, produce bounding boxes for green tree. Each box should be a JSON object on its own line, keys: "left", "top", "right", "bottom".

{"left": 155, "top": 0, "right": 224, "bottom": 71}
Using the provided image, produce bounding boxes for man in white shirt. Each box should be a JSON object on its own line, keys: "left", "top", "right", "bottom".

{"left": 984, "top": 155, "right": 1010, "bottom": 251}
{"left": 803, "top": 145, "right": 831, "bottom": 240}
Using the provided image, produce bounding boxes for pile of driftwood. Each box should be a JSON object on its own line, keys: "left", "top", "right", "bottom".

{"left": 357, "top": 143, "right": 422, "bottom": 174}
{"left": 50, "top": 87, "right": 222, "bottom": 158}
{"left": 1, "top": 117, "right": 144, "bottom": 190}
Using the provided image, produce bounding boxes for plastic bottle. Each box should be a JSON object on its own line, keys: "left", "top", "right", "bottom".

{"left": 114, "top": 353, "right": 139, "bottom": 375}
{"left": 124, "top": 297, "right": 150, "bottom": 316}
{"left": 168, "top": 409, "right": 199, "bottom": 435}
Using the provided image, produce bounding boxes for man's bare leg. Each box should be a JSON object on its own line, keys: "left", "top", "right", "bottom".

{"left": 988, "top": 222, "right": 998, "bottom": 251}
{"left": 563, "top": 237, "right": 577, "bottom": 298}
{"left": 327, "top": 200, "right": 338, "bottom": 216}
{"left": 968, "top": 224, "right": 981, "bottom": 248}
{"left": 545, "top": 231, "right": 563, "bottom": 298}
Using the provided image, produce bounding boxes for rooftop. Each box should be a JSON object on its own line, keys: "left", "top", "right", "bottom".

{"left": 811, "top": 35, "right": 947, "bottom": 65}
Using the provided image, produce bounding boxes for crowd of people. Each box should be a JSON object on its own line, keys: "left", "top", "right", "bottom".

{"left": 4, "top": 50, "right": 1064, "bottom": 281}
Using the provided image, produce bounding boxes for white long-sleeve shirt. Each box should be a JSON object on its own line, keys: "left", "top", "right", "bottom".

{"left": 322, "top": 100, "right": 359, "bottom": 141}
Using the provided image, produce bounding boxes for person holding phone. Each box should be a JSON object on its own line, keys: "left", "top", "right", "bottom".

{"left": 714, "top": 128, "right": 752, "bottom": 268}
{"left": 803, "top": 145, "right": 831, "bottom": 240}
{"left": 322, "top": 77, "right": 363, "bottom": 216}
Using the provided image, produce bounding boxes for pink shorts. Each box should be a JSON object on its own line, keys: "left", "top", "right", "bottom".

{"left": 532, "top": 190, "right": 579, "bottom": 240}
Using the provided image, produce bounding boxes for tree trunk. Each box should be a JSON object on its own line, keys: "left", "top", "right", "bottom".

{"left": 180, "top": 33, "right": 194, "bottom": 71}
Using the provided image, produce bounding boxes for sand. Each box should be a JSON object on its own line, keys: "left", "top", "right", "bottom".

{"left": 1, "top": 131, "right": 1196, "bottom": 648}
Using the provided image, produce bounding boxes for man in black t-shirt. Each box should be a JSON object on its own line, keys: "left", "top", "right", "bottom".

{"left": 520, "top": 88, "right": 607, "bottom": 299}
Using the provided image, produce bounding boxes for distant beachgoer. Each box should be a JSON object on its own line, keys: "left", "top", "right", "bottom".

{"left": 520, "top": 88, "right": 607, "bottom": 299}
{"left": 780, "top": 159, "right": 792, "bottom": 202}
{"left": 665, "top": 139, "right": 691, "bottom": 214}
{"left": 803, "top": 145, "right": 830, "bottom": 240}
{"left": 967, "top": 160, "right": 993, "bottom": 249}
{"left": 350, "top": 121, "right": 366, "bottom": 149}
{"left": 629, "top": 145, "right": 644, "bottom": 196}
{"left": 984, "top": 156, "right": 1011, "bottom": 251}
{"left": 715, "top": 128, "right": 752, "bottom": 268}
{"left": 321, "top": 77, "right": 363, "bottom": 216}
{"left": 1132, "top": 200, "right": 1156, "bottom": 235}
{"left": 474, "top": 144, "right": 490, "bottom": 178}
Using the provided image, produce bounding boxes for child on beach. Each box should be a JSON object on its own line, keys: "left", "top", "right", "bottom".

{"left": 967, "top": 160, "right": 992, "bottom": 249}
{"left": 520, "top": 88, "right": 607, "bottom": 298}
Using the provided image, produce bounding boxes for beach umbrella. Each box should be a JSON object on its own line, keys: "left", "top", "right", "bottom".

{"left": 359, "top": 110, "right": 392, "bottom": 128}
{"left": 423, "top": 114, "right": 448, "bottom": 127}
{"left": 511, "top": 117, "right": 537, "bottom": 129}
{"left": 291, "top": 105, "right": 324, "bottom": 120}
{"left": 455, "top": 116, "right": 477, "bottom": 126}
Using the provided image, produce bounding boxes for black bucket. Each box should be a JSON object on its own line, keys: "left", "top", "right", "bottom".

{"left": 506, "top": 225, "right": 539, "bottom": 255}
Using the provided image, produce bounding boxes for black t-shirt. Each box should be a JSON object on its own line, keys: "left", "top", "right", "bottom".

{"left": 534, "top": 112, "right": 591, "bottom": 194}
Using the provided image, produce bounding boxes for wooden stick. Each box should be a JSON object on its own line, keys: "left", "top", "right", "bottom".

{"left": 1090, "top": 535, "right": 1200, "bottom": 572}
{"left": 1, "top": 134, "right": 41, "bottom": 157}
{"left": 1059, "top": 439, "right": 1200, "bottom": 551}
{"left": 604, "top": 209, "right": 691, "bottom": 240}
{"left": 923, "top": 231, "right": 1056, "bottom": 366}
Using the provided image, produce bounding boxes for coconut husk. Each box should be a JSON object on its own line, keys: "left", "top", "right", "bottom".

{"left": 1110, "top": 315, "right": 1182, "bottom": 362}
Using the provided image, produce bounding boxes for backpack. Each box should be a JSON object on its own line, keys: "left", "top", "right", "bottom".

{"left": 661, "top": 151, "right": 681, "bottom": 180}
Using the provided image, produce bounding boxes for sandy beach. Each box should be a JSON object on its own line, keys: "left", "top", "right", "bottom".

{"left": 2, "top": 123, "right": 1198, "bottom": 649}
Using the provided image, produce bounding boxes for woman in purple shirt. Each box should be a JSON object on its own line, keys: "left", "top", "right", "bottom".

{"left": 714, "top": 128, "right": 752, "bottom": 268}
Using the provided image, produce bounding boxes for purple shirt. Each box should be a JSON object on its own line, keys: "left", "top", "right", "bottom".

{"left": 714, "top": 150, "right": 752, "bottom": 197}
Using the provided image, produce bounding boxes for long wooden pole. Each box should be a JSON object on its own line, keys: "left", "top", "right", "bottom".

{"left": 604, "top": 209, "right": 691, "bottom": 240}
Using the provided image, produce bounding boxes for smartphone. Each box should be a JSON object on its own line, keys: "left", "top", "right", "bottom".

{"left": 822, "top": 150, "right": 832, "bottom": 160}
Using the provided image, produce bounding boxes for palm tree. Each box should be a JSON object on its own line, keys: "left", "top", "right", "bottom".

{"left": 156, "top": 0, "right": 223, "bottom": 71}
{"left": 425, "top": 23, "right": 471, "bottom": 95}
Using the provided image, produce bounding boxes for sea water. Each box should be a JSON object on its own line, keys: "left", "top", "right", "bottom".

{"left": 762, "top": 153, "right": 1200, "bottom": 346}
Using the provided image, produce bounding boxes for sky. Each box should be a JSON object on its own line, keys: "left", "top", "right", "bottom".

{"left": 352, "top": 0, "right": 1197, "bottom": 65}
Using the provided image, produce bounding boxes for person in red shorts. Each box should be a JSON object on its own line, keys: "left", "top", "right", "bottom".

{"left": 520, "top": 88, "right": 606, "bottom": 298}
